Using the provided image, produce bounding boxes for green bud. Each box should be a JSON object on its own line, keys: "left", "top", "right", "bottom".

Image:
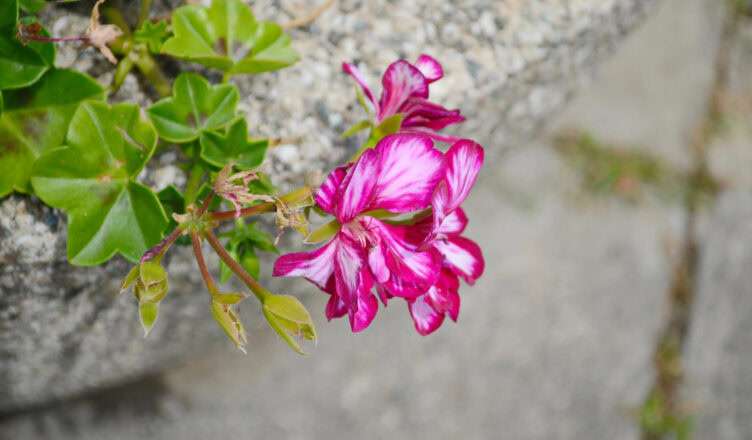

{"left": 139, "top": 302, "right": 159, "bottom": 337}
{"left": 262, "top": 294, "right": 317, "bottom": 355}
{"left": 211, "top": 300, "right": 247, "bottom": 353}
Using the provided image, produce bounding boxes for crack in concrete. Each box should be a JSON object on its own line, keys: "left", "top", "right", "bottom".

{"left": 639, "top": 2, "right": 741, "bottom": 438}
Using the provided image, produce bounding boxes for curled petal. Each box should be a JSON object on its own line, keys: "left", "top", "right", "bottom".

{"left": 427, "top": 269, "right": 461, "bottom": 320}
{"left": 400, "top": 98, "right": 464, "bottom": 131}
{"left": 434, "top": 236, "right": 485, "bottom": 285}
{"left": 367, "top": 134, "right": 445, "bottom": 213}
{"left": 343, "top": 62, "right": 380, "bottom": 114}
{"left": 314, "top": 165, "right": 349, "bottom": 215}
{"left": 325, "top": 292, "right": 347, "bottom": 320}
{"left": 334, "top": 149, "right": 380, "bottom": 224}
{"left": 408, "top": 295, "right": 445, "bottom": 336}
{"left": 379, "top": 61, "right": 429, "bottom": 121}
{"left": 348, "top": 271, "right": 378, "bottom": 332}
{"left": 427, "top": 140, "right": 483, "bottom": 241}
{"left": 414, "top": 54, "right": 444, "bottom": 83}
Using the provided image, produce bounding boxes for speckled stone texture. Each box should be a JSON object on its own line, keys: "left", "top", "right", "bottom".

{"left": 0, "top": 0, "right": 659, "bottom": 412}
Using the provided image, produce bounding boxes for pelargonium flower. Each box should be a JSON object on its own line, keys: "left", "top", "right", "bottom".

{"left": 273, "top": 134, "right": 445, "bottom": 331}
{"left": 407, "top": 140, "right": 485, "bottom": 335}
{"left": 343, "top": 54, "right": 465, "bottom": 142}
{"left": 274, "top": 135, "right": 485, "bottom": 335}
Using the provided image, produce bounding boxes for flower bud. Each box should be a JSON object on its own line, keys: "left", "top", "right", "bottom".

{"left": 262, "top": 294, "right": 317, "bottom": 355}
{"left": 211, "top": 299, "right": 248, "bottom": 353}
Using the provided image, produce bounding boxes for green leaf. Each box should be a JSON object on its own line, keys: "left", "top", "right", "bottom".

{"left": 341, "top": 120, "right": 372, "bottom": 138}
{"left": 304, "top": 219, "right": 341, "bottom": 244}
{"left": 18, "top": 0, "right": 46, "bottom": 13}
{"left": 0, "top": 11, "right": 56, "bottom": 91}
{"left": 139, "top": 301, "right": 159, "bottom": 336}
{"left": 31, "top": 102, "right": 168, "bottom": 265}
{"left": 146, "top": 72, "right": 238, "bottom": 143}
{"left": 200, "top": 117, "right": 268, "bottom": 170}
{"left": 161, "top": 0, "right": 299, "bottom": 76}
{"left": 0, "top": 69, "right": 105, "bottom": 197}
{"left": 134, "top": 20, "right": 170, "bottom": 54}
{"left": 373, "top": 113, "right": 404, "bottom": 140}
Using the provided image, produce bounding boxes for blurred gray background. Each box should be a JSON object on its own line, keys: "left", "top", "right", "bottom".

{"left": 2, "top": 0, "right": 752, "bottom": 438}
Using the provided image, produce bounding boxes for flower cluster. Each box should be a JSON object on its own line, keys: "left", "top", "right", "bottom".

{"left": 343, "top": 54, "right": 465, "bottom": 142}
{"left": 274, "top": 133, "right": 484, "bottom": 335}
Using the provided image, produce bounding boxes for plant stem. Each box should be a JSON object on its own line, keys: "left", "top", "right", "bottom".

{"left": 111, "top": 50, "right": 136, "bottom": 94}
{"left": 101, "top": 4, "right": 132, "bottom": 38}
{"left": 22, "top": 35, "right": 89, "bottom": 42}
{"left": 196, "top": 192, "right": 215, "bottom": 217}
{"left": 133, "top": 50, "right": 172, "bottom": 97}
{"left": 191, "top": 229, "right": 218, "bottom": 295}
{"left": 137, "top": 0, "right": 153, "bottom": 29}
{"left": 282, "top": 0, "right": 336, "bottom": 30}
{"left": 203, "top": 228, "right": 270, "bottom": 302}
{"left": 210, "top": 202, "right": 276, "bottom": 221}
{"left": 185, "top": 159, "right": 205, "bottom": 205}
{"left": 221, "top": 72, "right": 231, "bottom": 84}
{"left": 141, "top": 224, "right": 183, "bottom": 263}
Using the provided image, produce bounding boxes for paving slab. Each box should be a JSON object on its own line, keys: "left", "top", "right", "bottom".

{"left": 0, "top": 142, "right": 680, "bottom": 440}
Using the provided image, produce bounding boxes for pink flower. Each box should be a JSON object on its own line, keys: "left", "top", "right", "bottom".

{"left": 274, "top": 135, "right": 485, "bottom": 335}
{"left": 407, "top": 140, "right": 485, "bottom": 335}
{"left": 343, "top": 54, "right": 465, "bottom": 142}
{"left": 273, "top": 134, "right": 446, "bottom": 332}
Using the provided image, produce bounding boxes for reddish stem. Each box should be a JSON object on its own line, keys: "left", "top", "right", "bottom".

{"left": 191, "top": 230, "right": 217, "bottom": 294}
{"left": 24, "top": 35, "right": 89, "bottom": 42}
{"left": 141, "top": 225, "right": 182, "bottom": 263}
{"left": 203, "top": 228, "right": 269, "bottom": 301}
{"left": 210, "top": 201, "right": 276, "bottom": 221}
{"left": 196, "top": 192, "right": 215, "bottom": 217}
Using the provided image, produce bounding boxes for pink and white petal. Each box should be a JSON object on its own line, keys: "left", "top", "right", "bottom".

{"left": 400, "top": 98, "right": 463, "bottom": 128}
{"left": 375, "top": 282, "right": 391, "bottom": 306}
{"left": 446, "top": 290, "right": 460, "bottom": 322}
{"left": 439, "top": 208, "right": 468, "bottom": 237}
{"left": 403, "top": 127, "right": 463, "bottom": 144}
{"left": 444, "top": 139, "right": 484, "bottom": 212}
{"left": 333, "top": 232, "right": 367, "bottom": 308}
{"left": 367, "top": 236, "right": 391, "bottom": 285}
{"left": 273, "top": 237, "right": 338, "bottom": 291}
{"left": 403, "top": 114, "right": 466, "bottom": 131}
{"left": 334, "top": 148, "right": 380, "bottom": 223}
{"left": 342, "top": 62, "right": 380, "bottom": 114}
{"left": 325, "top": 293, "right": 347, "bottom": 320}
{"left": 414, "top": 54, "right": 443, "bottom": 83}
{"left": 369, "top": 218, "right": 442, "bottom": 296}
{"left": 408, "top": 295, "right": 445, "bottom": 336}
{"left": 314, "top": 165, "right": 349, "bottom": 215}
{"left": 367, "top": 134, "right": 445, "bottom": 213}
{"left": 378, "top": 61, "right": 429, "bottom": 121}
{"left": 348, "top": 272, "right": 378, "bottom": 332}
{"left": 434, "top": 236, "right": 485, "bottom": 285}
{"left": 426, "top": 269, "right": 460, "bottom": 314}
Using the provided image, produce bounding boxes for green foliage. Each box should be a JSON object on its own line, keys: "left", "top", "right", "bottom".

{"left": 161, "top": 0, "right": 299, "bottom": 76}
{"left": 146, "top": 72, "right": 239, "bottom": 143}
{"left": 0, "top": 4, "right": 56, "bottom": 91}
{"left": 18, "top": 0, "right": 45, "bottom": 13}
{"left": 134, "top": 20, "right": 170, "bottom": 54}
{"left": 200, "top": 117, "right": 268, "bottom": 170}
{"left": 0, "top": 69, "right": 105, "bottom": 196}
{"left": 31, "top": 102, "right": 168, "bottom": 265}
{"left": 218, "top": 220, "right": 277, "bottom": 283}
